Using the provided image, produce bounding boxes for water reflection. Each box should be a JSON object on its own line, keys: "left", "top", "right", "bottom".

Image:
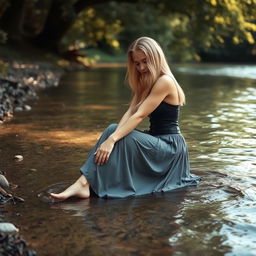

{"left": 0, "top": 65, "right": 256, "bottom": 255}
{"left": 176, "top": 64, "right": 256, "bottom": 79}
{"left": 51, "top": 199, "right": 91, "bottom": 217}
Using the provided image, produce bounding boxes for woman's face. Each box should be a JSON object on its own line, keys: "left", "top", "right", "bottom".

{"left": 132, "top": 50, "right": 149, "bottom": 74}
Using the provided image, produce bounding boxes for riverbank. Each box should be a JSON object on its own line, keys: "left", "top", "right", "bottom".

{"left": 0, "top": 42, "right": 129, "bottom": 125}
{"left": 0, "top": 60, "right": 64, "bottom": 124}
{"left": 0, "top": 42, "right": 67, "bottom": 254}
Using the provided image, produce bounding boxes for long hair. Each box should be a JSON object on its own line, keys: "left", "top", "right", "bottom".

{"left": 126, "top": 37, "right": 185, "bottom": 106}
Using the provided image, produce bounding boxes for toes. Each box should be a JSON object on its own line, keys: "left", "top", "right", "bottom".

{"left": 49, "top": 193, "right": 67, "bottom": 199}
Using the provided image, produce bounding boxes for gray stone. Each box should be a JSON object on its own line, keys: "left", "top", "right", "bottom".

{"left": 0, "top": 223, "right": 19, "bottom": 234}
{"left": 24, "top": 105, "right": 32, "bottom": 111}
{"left": 14, "top": 106, "right": 23, "bottom": 112}
{"left": 0, "top": 174, "right": 9, "bottom": 189}
{"left": 14, "top": 155, "right": 23, "bottom": 161}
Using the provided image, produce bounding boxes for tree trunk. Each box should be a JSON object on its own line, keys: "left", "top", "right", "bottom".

{"left": 33, "top": 0, "right": 138, "bottom": 52}
{"left": 0, "top": 0, "right": 28, "bottom": 41}
{"left": 33, "top": 0, "right": 76, "bottom": 51}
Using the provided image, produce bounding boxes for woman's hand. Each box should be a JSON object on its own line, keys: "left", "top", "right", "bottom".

{"left": 94, "top": 137, "right": 115, "bottom": 165}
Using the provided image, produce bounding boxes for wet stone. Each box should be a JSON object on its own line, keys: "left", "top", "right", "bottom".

{"left": 0, "top": 61, "right": 63, "bottom": 123}
{"left": 14, "top": 155, "right": 23, "bottom": 161}
{"left": 24, "top": 105, "right": 31, "bottom": 111}
{"left": 0, "top": 232, "right": 37, "bottom": 256}
{"left": 0, "top": 172, "right": 25, "bottom": 204}
{"left": 0, "top": 223, "right": 19, "bottom": 234}
{"left": 14, "top": 106, "right": 23, "bottom": 112}
{"left": 0, "top": 174, "right": 10, "bottom": 189}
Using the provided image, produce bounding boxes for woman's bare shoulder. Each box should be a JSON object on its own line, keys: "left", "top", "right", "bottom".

{"left": 157, "top": 74, "right": 175, "bottom": 84}
{"left": 154, "top": 75, "right": 175, "bottom": 90}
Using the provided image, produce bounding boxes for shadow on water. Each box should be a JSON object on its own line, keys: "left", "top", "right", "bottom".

{"left": 1, "top": 65, "right": 256, "bottom": 255}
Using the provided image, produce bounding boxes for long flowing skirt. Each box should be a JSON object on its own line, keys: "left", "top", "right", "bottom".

{"left": 80, "top": 124, "right": 200, "bottom": 198}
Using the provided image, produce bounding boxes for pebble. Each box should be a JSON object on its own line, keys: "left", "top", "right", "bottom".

{"left": 14, "top": 106, "right": 23, "bottom": 112}
{"left": 0, "top": 223, "right": 19, "bottom": 234}
{"left": 24, "top": 104, "right": 31, "bottom": 111}
{"left": 0, "top": 174, "right": 9, "bottom": 189}
{"left": 14, "top": 155, "right": 23, "bottom": 161}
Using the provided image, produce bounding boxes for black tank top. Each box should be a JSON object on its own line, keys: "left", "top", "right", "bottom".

{"left": 149, "top": 102, "right": 180, "bottom": 135}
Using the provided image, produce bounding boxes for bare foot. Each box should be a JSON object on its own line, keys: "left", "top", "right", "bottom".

{"left": 49, "top": 175, "right": 90, "bottom": 200}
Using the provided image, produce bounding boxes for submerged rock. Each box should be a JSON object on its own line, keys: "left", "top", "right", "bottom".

{"left": 14, "top": 155, "right": 23, "bottom": 161}
{"left": 23, "top": 105, "right": 31, "bottom": 111}
{"left": 0, "top": 232, "right": 37, "bottom": 256}
{"left": 0, "top": 172, "right": 25, "bottom": 204}
{"left": 14, "top": 106, "right": 23, "bottom": 112}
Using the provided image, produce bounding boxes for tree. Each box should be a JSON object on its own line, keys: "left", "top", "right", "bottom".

{"left": 0, "top": 0, "right": 28, "bottom": 41}
{"left": 0, "top": 0, "right": 255, "bottom": 61}
{"left": 33, "top": 0, "right": 136, "bottom": 51}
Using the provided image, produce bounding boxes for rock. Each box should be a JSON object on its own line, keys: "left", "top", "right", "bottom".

{"left": 14, "top": 155, "right": 23, "bottom": 161}
{"left": 0, "top": 223, "right": 19, "bottom": 234}
{"left": 0, "top": 170, "right": 6, "bottom": 175}
{"left": 24, "top": 105, "right": 31, "bottom": 111}
{"left": 0, "top": 174, "right": 9, "bottom": 189}
{"left": 14, "top": 106, "right": 23, "bottom": 112}
{"left": 0, "top": 233, "right": 37, "bottom": 256}
{"left": 0, "top": 61, "right": 63, "bottom": 124}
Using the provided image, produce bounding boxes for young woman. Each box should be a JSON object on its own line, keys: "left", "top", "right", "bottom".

{"left": 50, "top": 37, "right": 200, "bottom": 199}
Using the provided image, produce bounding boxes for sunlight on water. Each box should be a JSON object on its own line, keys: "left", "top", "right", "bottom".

{"left": 177, "top": 64, "right": 256, "bottom": 79}
{"left": 183, "top": 76, "right": 256, "bottom": 255}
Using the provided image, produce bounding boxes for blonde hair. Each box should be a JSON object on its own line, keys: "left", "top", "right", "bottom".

{"left": 126, "top": 36, "right": 185, "bottom": 106}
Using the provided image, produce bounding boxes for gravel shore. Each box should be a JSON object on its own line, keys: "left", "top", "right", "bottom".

{"left": 0, "top": 61, "right": 64, "bottom": 124}
{"left": 0, "top": 60, "right": 65, "bottom": 255}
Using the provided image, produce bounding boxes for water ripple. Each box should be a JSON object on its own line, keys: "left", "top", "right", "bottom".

{"left": 177, "top": 65, "right": 256, "bottom": 79}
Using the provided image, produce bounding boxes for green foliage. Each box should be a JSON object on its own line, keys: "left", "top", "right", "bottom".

{"left": 158, "top": 0, "right": 256, "bottom": 61}
{"left": 0, "top": 0, "right": 255, "bottom": 62}
{"left": 64, "top": 0, "right": 256, "bottom": 62}
{"left": 109, "top": 2, "right": 174, "bottom": 56}
{"left": 60, "top": 7, "right": 123, "bottom": 52}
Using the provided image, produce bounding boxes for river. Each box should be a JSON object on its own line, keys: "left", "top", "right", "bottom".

{"left": 0, "top": 64, "right": 256, "bottom": 255}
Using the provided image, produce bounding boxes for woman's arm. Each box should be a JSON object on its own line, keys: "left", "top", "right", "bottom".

{"left": 110, "top": 77, "right": 170, "bottom": 142}
{"left": 116, "top": 96, "right": 136, "bottom": 129}
{"left": 95, "top": 76, "right": 172, "bottom": 165}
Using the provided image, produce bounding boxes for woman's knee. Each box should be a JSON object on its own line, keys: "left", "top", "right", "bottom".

{"left": 105, "top": 123, "right": 118, "bottom": 135}
{"left": 122, "top": 129, "right": 141, "bottom": 143}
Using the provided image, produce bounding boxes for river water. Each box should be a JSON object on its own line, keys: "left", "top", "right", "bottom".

{"left": 0, "top": 64, "right": 256, "bottom": 255}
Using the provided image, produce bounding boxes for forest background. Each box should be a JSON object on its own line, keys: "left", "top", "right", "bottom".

{"left": 0, "top": 0, "right": 255, "bottom": 69}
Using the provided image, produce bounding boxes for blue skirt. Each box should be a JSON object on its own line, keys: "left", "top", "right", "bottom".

{"left": 80, "top": 124, "right": 200, "bottom": 198}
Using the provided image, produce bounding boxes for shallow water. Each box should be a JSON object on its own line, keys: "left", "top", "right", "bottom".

{"left": 0, "top": 64, "right": 256, "bottom": 255}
